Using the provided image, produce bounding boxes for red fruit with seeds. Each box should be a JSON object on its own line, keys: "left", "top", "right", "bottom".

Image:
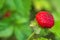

{"left": 36, "top": 11, "right": 54, "bottom": 28}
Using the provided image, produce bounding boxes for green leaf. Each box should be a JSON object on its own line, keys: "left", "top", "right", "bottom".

{"left": 15, "top": 27, "right": 26, "bottom": 40}
{"left": 0, "top": 17, "right": 12, "bottom": 31}
{"left": 6, "top": 0, "right": 16, "bottom": 11}
{"left": 14, "top": 0, "right": 31, "bottom": 23}
{"left": 15, "top": 23, "right": 32, "bottom": 40}
{"left": 20, "top": 23, "right": 33, "bottom": 37}
{"left": 0, "top": 26, "right": 13, "bottom": 37}
{"left": 13, "top": 0, "right": 32, "bottom": 40}
{"left": 13, "top": 12, "right": 29, "bottom": 24}
{"left": 0, "top": 0, "right": 5, "bottom": 9}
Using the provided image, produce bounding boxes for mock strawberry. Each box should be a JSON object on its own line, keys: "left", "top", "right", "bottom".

{"left": 36, "top": 11, "right": 54, "bottom": 28}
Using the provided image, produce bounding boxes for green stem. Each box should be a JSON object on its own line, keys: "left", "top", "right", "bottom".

{"left": 27, "top": 32, "right": 35, "bottom": 40}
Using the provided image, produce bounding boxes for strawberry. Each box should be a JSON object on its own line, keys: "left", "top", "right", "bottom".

{"left": 36, "top": 11, "right": 54, "bottom": 28}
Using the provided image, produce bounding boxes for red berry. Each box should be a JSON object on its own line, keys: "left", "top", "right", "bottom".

{"left": 36, "top": 11, "right": 54, "bottom": 28}
{"left": 4, "top": 11, "right": 10, "bottom": 18}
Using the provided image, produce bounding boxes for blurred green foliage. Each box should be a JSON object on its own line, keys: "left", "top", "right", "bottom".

{"left": 0, "top": 0, "right": 60, "bottom": 40}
